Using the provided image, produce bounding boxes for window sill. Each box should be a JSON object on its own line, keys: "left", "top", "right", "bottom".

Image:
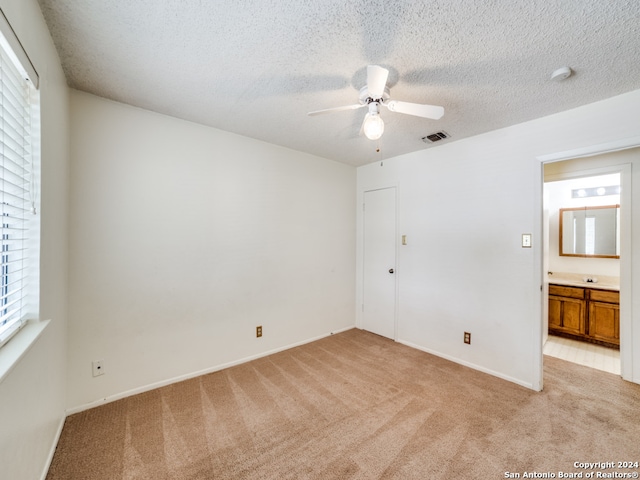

{"left": 0, "top": 319, "right": 50, "bottom": 384}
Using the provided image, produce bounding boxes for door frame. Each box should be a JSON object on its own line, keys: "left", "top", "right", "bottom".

{"left": 536, "top": 136, "right": 640, "bottom": 387}
{"left": 357, "top": 184, "right": 399, "bottom": 340}
{"left": 544, "top": 166, "right": 627, "bottom": 366}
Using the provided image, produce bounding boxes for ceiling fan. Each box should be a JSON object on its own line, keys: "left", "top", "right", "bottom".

{"left": 308, "top": 65, "right": 444, "bottom": 140}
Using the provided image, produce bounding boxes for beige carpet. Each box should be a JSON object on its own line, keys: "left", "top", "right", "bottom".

{"left": 47, "top": 329, "right": 640, "bottom": 479}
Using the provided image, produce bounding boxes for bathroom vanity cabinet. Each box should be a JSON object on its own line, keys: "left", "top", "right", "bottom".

{"left": 549, "top": 284, "right": 619, "bottom": 348}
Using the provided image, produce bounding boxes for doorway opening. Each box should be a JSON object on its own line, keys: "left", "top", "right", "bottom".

{"left": 542, "top": 157, "right": 629, "bottom": 377}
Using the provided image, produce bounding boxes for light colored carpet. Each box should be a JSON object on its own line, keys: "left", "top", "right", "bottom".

{"left": 47, "top": 328, "right": 640, "bottom": 479}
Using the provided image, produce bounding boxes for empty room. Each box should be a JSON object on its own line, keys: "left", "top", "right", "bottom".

{"left": 1, "top": 1, "right": 640, "bottom": 479}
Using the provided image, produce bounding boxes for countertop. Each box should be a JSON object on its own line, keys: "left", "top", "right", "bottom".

{"left": 547, "top": 272, "right": 619, "bottom": 291}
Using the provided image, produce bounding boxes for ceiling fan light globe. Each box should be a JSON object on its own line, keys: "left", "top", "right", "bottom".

{"left": 363, "top": 114, "right": 384, "bottom": 140}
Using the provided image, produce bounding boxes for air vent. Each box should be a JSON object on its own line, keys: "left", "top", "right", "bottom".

{"left": 422, "top": 131, "right": 450, "bottom": 143}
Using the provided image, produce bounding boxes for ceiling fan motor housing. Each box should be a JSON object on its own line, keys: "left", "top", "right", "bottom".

{"left": 359, "top": 85, "right": 390, "bottom": 105}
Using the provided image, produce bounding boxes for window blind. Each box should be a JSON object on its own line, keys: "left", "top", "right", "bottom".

{"left": 0, "top": 12, "right": 37, "bottom": 348}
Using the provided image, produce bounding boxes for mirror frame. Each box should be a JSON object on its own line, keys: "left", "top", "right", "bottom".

{"left": 559, "top": 204, "right": 620, "bottom": 259}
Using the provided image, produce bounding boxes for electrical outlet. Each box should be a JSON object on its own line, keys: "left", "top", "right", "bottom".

{"left": 256, "top": 325, "right": 262, "bottom": 338}
{"left": 92, "top": 359, "right": 105, "bottom": 377}
{"left": 464, "top": 332, "right": 471, "bottom": 344}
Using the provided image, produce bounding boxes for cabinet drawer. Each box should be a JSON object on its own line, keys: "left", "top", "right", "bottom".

{"left": 589, "top": 289, "right": 619, "bottom": 304}
{"left": 549, "top": 284, "right": 585, "bottom": 299}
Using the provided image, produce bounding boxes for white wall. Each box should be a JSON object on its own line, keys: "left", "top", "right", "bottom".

{"left": 67, "top": 90, "right": 356, "bottom": 410}
{"left": 357, "top": 89, "right": 640, "bottom": 390}
{"left": 0, "top": 1, "right": 70, "bottom": 479}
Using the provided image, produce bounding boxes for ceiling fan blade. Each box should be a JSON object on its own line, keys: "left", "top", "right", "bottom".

{"left": 308, "top": 104, "right": 366, "bottom": 116}
{"left": 367, "top": 65, "right": 389, "bottom": 99}
{"left": 385, "top": 100, "right": 444, "bottom": 119}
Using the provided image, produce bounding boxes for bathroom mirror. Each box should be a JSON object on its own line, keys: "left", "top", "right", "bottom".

{"left": 559, "top": 205, "right": 619, "bottom": 258}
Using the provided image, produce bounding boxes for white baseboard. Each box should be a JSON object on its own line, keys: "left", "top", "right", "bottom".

{"left": 396, "top": 338, "right": 535, "bottom": 391}
{"left": 40, "top": 415, "right": 66, "bottom": 480}
{"left": 66, "top": 326, "right": 355, "bottom": 415}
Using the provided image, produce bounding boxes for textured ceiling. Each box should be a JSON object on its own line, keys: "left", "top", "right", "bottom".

{"left": 37, "top": 0, "right": 640, "bottom": 167}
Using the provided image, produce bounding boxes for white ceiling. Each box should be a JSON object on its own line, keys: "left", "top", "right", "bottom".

{"left": 37, "top": 0, "right": 640, "bottom": 167}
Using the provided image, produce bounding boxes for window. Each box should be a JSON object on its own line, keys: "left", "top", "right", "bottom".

{"left": 0, "top": 9, "right": 39, "bottom": 349}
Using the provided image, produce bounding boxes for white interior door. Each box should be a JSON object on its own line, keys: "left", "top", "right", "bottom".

{"left": 363, "top": 187, "right": 396, "bottom": 339}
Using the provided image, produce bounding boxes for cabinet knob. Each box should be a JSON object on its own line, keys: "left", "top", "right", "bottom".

{"left": 389, "top": 268, "right": 394, "bottom": 274}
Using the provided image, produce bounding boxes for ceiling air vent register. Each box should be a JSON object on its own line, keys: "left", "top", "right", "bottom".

{"left": 422, "top": 131, "right": 450, "bottom": 143}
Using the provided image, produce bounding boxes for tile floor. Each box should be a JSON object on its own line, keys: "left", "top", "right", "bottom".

{"left": 544, "top": 334, "right": 620, "bottom": 375}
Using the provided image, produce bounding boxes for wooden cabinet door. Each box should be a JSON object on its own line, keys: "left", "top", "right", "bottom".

{"left": 549, "top": 297, "right": 563, "bottom": 329}
{"left": 549, "top": 296, "right": 585, "bottom": 336}
{"left": 588, "top": 301, "right": 620, "bottom": 346}
{"left": 560, "top": 297, "right": 585, "bottom": 335}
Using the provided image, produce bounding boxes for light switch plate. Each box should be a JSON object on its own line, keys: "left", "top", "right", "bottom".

{"left": 522, "top": 233, "right": 532, "bottom": 248}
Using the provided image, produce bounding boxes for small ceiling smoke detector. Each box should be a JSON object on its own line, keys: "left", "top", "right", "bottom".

{"left": 551, "top": 66, "right": 573, "bottom": 81}
{"left": 422, "top": 131, "right": 450, "bottom": 143}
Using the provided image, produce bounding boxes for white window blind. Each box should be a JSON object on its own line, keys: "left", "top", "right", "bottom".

{"left": 0, "top": 9, "right": 38, "bottom": 349}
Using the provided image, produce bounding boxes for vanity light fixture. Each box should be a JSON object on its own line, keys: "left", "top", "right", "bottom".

{"left": 571, "top": 185, "right": 620, "bottom": 199}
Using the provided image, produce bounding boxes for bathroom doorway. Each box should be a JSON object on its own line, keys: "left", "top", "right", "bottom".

{"left": 542, "top": 153, "right": 632, "bottom": 377}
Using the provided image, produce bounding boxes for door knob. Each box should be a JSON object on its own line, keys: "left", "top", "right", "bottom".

{"left": 389, "top": 268, "right": 394, "bottom": 274}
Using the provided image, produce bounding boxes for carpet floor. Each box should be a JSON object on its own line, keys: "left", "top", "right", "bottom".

{"left": 47, "top": 329, "right": 640, "bottom": 479}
